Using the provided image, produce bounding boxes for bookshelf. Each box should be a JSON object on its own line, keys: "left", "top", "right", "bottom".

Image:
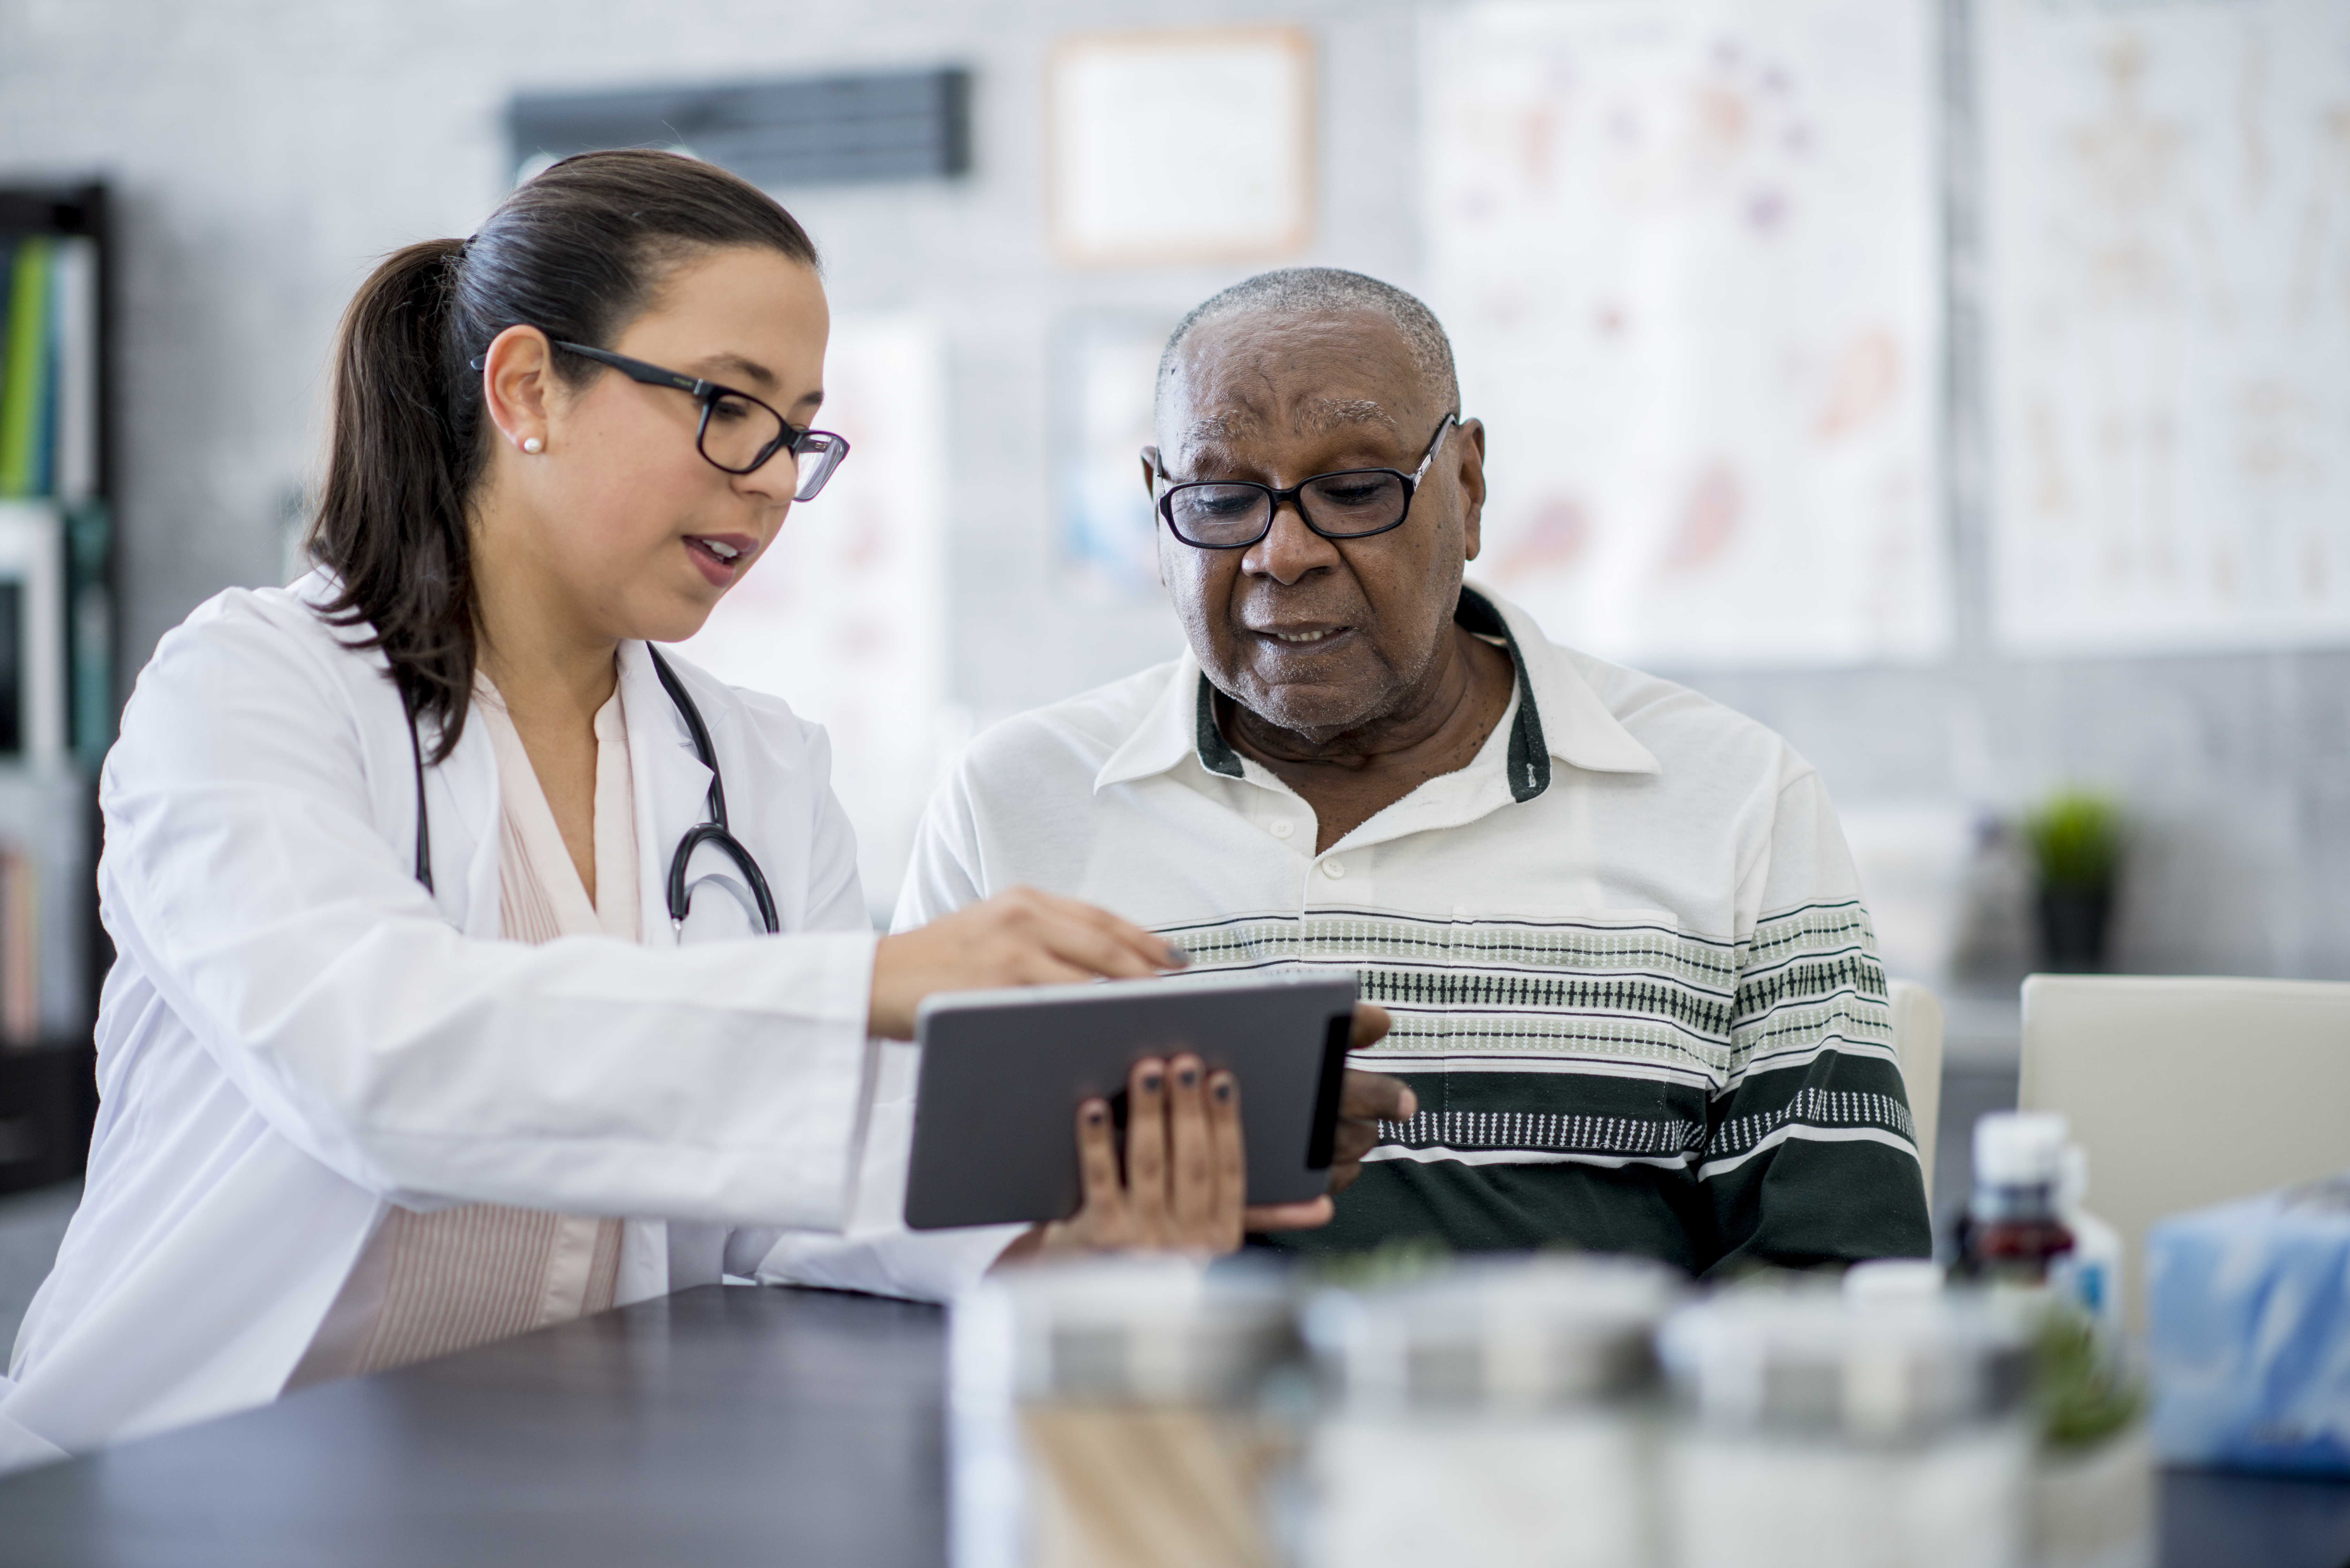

{"left": 0, "top": 182, "right": 113, "bottom": 1198}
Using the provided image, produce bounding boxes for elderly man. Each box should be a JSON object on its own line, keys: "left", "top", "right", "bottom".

{"left": 769, "top": 267, "right": 1928, "bottom": 1293}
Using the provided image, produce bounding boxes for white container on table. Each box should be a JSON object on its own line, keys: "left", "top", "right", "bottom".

{"left": 1658, "top": 1286, "right": 2035, "bottom": 1568}
{"left": 950, "top": 1257, "right": 1299, "bottom": 1568}
{"left": 1294, "top": 1255, "right": 1684, "bottom": 1568}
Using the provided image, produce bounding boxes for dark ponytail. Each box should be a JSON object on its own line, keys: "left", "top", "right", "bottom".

{"left": 307, "top": 150, "right": 819, "bottom": 759}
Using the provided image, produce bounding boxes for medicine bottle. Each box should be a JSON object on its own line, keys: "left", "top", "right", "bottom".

{"left": 950, "top": 1257, "right": 1298, "bottom": 1568}
{"left": 1957, "top": 1111, "right": 2076, "bottom": 1287}
{"left": 1292, "top": 1255, "right": 1682, "bottom": 1568}
{"left": 2052, "top": 1144, "right": 2125, "bottom": 1345}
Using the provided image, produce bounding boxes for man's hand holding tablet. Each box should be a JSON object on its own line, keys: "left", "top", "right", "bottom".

{"left": 870, "top": 888, "right": 1414, "bottom": 1265}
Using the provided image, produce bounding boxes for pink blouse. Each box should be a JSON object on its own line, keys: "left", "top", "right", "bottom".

{"left": 288, "top": 675, "right": 638, "bottom": 1387}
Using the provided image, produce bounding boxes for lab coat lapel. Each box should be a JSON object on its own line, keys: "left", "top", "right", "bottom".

{"left": 618, "top": 641, "right": 716, "bottom": 953}
{"left": 385, "top": 711, "right": 499, "bottom": 939}
{"left": 436, "top": 719, "right": 502, "bottom": 942}
{"left": 613, "top": 641, "right": 718, "bottom": 1306}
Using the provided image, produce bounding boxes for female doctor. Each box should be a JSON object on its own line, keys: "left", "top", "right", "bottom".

{"left": 0, "top": 151, "right": 1349, "bottom": 1470}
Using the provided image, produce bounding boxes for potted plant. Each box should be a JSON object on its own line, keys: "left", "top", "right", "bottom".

{"left": 2020, "top": 789, "right": 2124, "bottom": 972}
{"left": 2031, "top": 1307, "right": 2152, "bottom": 1568}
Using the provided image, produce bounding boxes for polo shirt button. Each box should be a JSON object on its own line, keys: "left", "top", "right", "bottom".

{"left": 1270, "top": 819, "right": 1294, "bottom": 840}
{"left": 1322, "top": 858, "right": 1346, "bottom": 880}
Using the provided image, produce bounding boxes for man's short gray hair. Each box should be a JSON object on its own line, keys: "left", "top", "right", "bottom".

{"left": 1154, "top": 267, "right": 1460, "bottom": 417}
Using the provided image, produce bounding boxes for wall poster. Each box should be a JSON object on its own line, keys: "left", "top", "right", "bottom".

{"left": 1421, "top": 0, "right": 1947, "bottom": 668}
{"left": 1983, "top": 0, "right": 2350, "bottom": 655}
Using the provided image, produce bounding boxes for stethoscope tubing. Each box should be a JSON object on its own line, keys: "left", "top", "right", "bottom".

{"left": 646, "top": 646, "right": 781, "bottom": 934}
{"left": 407, "top": 646, "right": 781, "bottom": 935}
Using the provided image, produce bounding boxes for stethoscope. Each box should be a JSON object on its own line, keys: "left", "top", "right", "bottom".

{"left": 406, "top": 645, "right": 780, "bottom": 935}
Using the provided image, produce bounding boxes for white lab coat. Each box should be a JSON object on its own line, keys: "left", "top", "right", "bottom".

{"left": 0, "top": 573, "right": 882, "bottom": 1469}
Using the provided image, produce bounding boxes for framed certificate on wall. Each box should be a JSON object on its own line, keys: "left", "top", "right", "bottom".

{"left": 1046, "top": 25, "right": 1316, "bottom": 268}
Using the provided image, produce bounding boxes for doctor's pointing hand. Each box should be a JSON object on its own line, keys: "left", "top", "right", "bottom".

{"left": 0, "top": 150, "right": 1399, "bottom": 1473}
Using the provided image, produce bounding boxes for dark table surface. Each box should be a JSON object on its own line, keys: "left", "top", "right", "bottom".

{"left": 0, "top": 1283, "right": 2345, "bottom": 1568}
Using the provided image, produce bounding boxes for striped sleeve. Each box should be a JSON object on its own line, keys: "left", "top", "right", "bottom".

{"left": 1696, "top": 774, "right": 1932, "bottom": 1274}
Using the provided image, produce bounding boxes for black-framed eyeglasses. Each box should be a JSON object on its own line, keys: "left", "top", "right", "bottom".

{"left": 480, "top": 339, "right": 851, "bottom": 501}
{"left": 1155, "top": 414, "right": 1459, "bottom": 550}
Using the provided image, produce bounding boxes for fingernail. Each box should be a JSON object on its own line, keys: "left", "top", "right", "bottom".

{"left": 1214, "top": 1079, "right": 1233, "bottom": 1103}
{"left": 1178, "top": 1066, "right": 1198, "bottom": 1089}
{"left": 1161, "top": 945, "right": 1191, "bottom": 968}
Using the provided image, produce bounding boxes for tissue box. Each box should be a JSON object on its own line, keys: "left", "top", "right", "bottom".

{"left": 2147, "top": 1174, "right": 2350, "bottom": 1474}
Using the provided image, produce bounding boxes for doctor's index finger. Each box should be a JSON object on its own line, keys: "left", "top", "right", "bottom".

{"left": 1016, "top": 887, "right": 1190, "bottom": 973}
{"left": 1348, "top": 1003, "right": 1392, "bottom": 1050}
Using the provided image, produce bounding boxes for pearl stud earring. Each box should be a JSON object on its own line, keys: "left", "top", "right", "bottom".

{"left": 522, "top": 437, "right": 544, "bottom": 454}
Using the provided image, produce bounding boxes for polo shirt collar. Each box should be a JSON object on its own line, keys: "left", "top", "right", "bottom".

{"left": 1467, "top": 582, "right": 1662, "bottom": 781}
{"left": 1091, "top": 581, "right": 1660, "bottom": 795}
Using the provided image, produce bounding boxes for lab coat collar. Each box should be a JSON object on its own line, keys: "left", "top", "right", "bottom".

{"left": 1090, "top": 581, "right": 1660, "bottom": 794}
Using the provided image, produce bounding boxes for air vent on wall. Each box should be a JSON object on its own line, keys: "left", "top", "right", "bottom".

{"left": 508, "top": 67, "right": 972, "bottom": 189}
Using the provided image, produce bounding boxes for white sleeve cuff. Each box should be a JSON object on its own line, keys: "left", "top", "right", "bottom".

{"left": 754, "top": 1223, "right": 1028, "bottom": 1304}
{"left": 745, "top": 1037, "right": 1025, "bottom": 1300}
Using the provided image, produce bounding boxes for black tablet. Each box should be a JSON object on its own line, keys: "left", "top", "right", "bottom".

{"left": 902, "top": 968, "right": 1359, "bottom": 1231}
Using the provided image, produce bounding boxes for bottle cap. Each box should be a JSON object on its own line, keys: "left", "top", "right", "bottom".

{"left": 1659, "top": 1285, "right": 2029, "bottom": 1438}
{"left": 1973, "top": 1111, "right": 2068, "bottom": 1187}
{"left": 956, "top": 1256, "right": 1299, "bottom": 1406}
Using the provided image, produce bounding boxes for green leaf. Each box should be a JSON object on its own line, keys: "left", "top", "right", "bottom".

{"left": 2020, "top": 789, "right": 2125, "bottom": 894}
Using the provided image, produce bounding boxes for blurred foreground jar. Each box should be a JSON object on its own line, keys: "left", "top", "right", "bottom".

{"left": 951, "top": 1258, "right": 1297, "bottom": 1568}
{"left": 1294, "top": 1256, "right": 1683, "bottom": 1568}
{"left": 1659, "top": 1287, "right": 2034, "bottom": 1568}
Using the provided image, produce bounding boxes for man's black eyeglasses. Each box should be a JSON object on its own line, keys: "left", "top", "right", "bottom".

{"left": 1155, "top": 414, "right": 1459, "bottom": 550}
{"left": 476, "top": 339, "right": 851, "bottom": 501}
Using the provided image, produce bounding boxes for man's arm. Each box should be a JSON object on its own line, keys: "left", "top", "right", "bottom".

{"left": 1696, "top": 771, "right": 1933, "bottom": 1275}
{"left": 891, "top": 761, "right": 991, "bottom": 932}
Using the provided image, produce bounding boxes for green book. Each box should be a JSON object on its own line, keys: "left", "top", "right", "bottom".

{"left": 0, "top": 237, "right": 53, "bottom": 498}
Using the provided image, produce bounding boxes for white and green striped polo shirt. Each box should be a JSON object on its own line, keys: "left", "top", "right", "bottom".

{"left": 894, "top": 583, "right": 1930, "bottom": 1275}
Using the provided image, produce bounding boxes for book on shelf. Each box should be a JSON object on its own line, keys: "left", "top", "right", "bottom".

{"left": 0, "top": 840, "right": 36, "bottom": 1046}
{"left": 0, "top": 194, "right": 108, "bottom": 1079}
{"left": 0, "top": 503, "right": 65, "bottom": 764}
{"left": 67, "top": 500, "right": 111, "bottom": 763}
{"left": 0, "top": 232, "right": 99, "bottom": 504}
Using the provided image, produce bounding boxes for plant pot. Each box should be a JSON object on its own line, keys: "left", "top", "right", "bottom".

{"left": 2036, "top": 887, "right": 2112, "bottom": 972}
{"left": 2032, "top": 1426, "right": 2154, "bottom": 1568}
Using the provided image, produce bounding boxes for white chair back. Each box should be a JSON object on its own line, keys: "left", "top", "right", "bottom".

{"left": 2019, "top": 974, "right": 2350, "bottom": 1334}
{"left": 1887, "top": 980, "right": 1944, "bottom": 1212}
